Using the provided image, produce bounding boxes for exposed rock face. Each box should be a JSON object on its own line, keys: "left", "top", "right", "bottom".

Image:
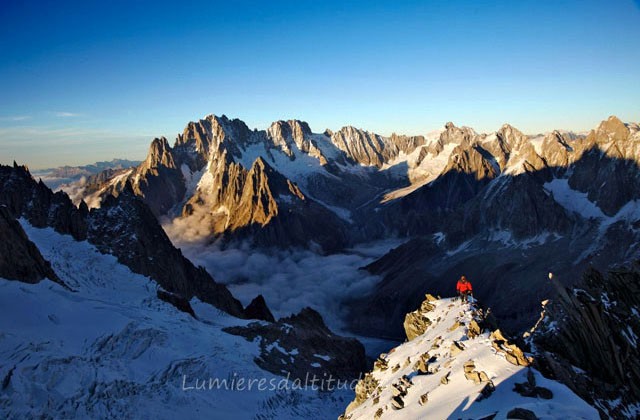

{"left": 507, "top": 407, "right": 538, "bottom": 420}
{"left": 88, "top": 184, "right": 244, "bottom": 317}
{"left": 243, "top": 294, "right": 275, "bottom": 322}
{"left": 344, "top": 372, "right": 379, "bottom": 414}
{"left": 267, "top": 120, "right": 327, "bottom": 163}
{"left": 0, "top": 206, "right": 62, "bottom": 286}
{"left": 79, "top": 114, "right": 357, "bottom": 252}
{"left": 133, "top": 137, "right": 186, "bottom": 216}
{"left": 531, "top": 268, "right": 640, "bottom": 418}
{"left": 223, "top": 307, "right": 366, "bottom": 381}
{"left": 403, "top": 296, "right": 436, "bottom": 340}
{"left": 0, "top": 163, "right": 88, "bottom": 240}
{"left": 489, "top": 329, "right": 532, "bottom": 367}
{"left": 331, "top": 126, "right": 426, "bottom": 168}
{"left": 427, "top": 122, "right": 474, "bottom": 155}
{"left": 329, "top": 126, "right": 405, "bottom": 167}
{"left": 456, "top": 173, "right": 574, "bottom": 242}
{"left": 182, "top": 153, "right": 348, "bottom": 251}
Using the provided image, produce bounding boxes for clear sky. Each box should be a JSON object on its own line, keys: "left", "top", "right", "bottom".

{"left": 1, "top": 0, "right": 639, "bottom": 169}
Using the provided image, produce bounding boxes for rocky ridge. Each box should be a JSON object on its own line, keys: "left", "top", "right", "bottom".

{"left": 0, "top": 205, "right": 62, "bottom": 286}
{"left": 530, "top": 268, "right": 640, "bottom": 418}
{"left": 341, "top": 294, "right": 597, "bottom": 419}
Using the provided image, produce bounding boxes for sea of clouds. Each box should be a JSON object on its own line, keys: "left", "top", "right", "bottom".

{"left": 163, "top": 219, "right": 403, "bottom": 333}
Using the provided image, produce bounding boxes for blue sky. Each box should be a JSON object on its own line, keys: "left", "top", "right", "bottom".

{"left": 1, "top": 0, "right": 639, "bottom": 169}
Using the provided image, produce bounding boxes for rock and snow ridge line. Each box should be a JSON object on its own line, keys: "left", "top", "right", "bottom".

{"left": 66, "top": 115, "right": 639, "bottom": 234}
{"left": 341, "top": 295, "right": 597, "bottom": 420}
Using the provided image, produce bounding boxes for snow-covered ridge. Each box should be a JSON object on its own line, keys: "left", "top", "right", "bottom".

{"left": 0, "top": 222, "right": 353, "bottom": 418}
{"left": 342, "top": 295, "right": 597, "bottom": 419}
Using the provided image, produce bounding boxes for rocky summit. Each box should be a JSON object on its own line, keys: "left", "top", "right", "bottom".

{"left": 340, "top": 294, "right": 597, "bottom": 419}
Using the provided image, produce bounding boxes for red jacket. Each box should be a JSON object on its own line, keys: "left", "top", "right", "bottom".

{"left": 456, "top": 280, "right": 473, "bottom": 293}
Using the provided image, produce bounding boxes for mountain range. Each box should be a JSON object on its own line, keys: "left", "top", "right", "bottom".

{"left": 2, "top": 113, "right": 640, "bottom": 418}
{"left": 32, "top": 159, "right": 141, "bottom": 190}
{"left": 61, "top": 114, "right": 640, "bottom": 337}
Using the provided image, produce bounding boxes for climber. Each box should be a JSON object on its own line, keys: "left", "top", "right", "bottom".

{"left": 456, "top": 275, "right": 473, "bottom": 303}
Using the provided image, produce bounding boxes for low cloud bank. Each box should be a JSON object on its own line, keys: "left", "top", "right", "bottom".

{"left": 163, "top": 226, "right": 402, "bottom": 332}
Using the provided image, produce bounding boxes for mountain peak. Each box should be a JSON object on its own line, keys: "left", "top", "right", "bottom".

{"left": 266, "top": 119, "right": 313, "bottom": 152}
{"left": 585, "top": 115, "right": 631, "bottom": 150}
{"left": 250, "top": 155, "right": 269, "bottom": 170}
{"left": 598, "top": 115, "right": 628, "bottom": 135}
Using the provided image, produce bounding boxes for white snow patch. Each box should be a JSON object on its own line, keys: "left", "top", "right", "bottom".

{"left": 487, "top": 230, "right": 559, "bottom": 249}
{"left": 446, "top": 240, "right": 472, "bottom": 256}
{"left": 381, "top": 143, "right": 457, "bottom": 202}
{"left": 544, "top": 179, "right": 606, "bottom": 219}
{"left": 529, "top": 135, "right": 546, "bottom": 155}
{"left": 433, "top": 232, "right": 446, "bottom": 245}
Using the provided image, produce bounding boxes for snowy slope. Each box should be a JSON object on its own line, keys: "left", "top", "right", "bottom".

{"left": 343, "top": 297, "right": 598, "bottom": 419}
{"left": 0, "top": 222, "right": 353, "bottom": 419}
{"left": 543, "top": 179, "right": 606, "bottom": 219}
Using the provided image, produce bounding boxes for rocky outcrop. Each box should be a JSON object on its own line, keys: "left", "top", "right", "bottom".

{"left": 329, "top": 126, "right": 426, "bottom": 167}
{"left": 243, "top": 294, "right": 275, "bottom": 322}
{"left": 157, "top": 289, "right": 196, "bottom": 318}
{"left": 490, "top": 329, "right": 532, "bottom": 367}
{"left": 427, "top": 122, "right": 474, "bottom": 155}
{"left": 223, "top": 307, "right": 366, "bottom": 381}
{"left": 403, "top": 294, "right": 437, "bottom": 340}
{"left": 344, "top": 372, "right": 379, "bottom": 415}
{"left": 0, "top": 206, "right": 63, "bottom": 286}
{"left": 507, "top": 407, "right": 538, "bottom": 420}
{"left": 329, "top": 127, "right": 388, "bottom": 167}
{"left": 131, "top": 137, "right": 186, "bottom": 216}
{"left": 531, "top": 268, "right": 640, "bottom": 418}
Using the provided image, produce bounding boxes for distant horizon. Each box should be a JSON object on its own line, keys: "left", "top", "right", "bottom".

{"left": 6, "top": 112, "right": 635, "bottom": 171}
{"left": 1, "top": 0, "right": 639, "bottom": 169}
